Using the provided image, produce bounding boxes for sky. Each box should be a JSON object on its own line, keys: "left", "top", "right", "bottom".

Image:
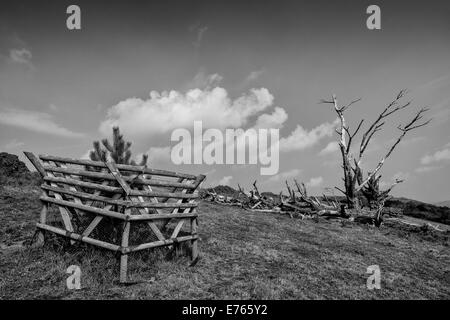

{"left": 0, "top": 0, "right": 449, "bottom": 203}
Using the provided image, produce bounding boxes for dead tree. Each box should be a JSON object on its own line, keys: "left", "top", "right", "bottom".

{"left": 368, "top": 177, "right": 404, "bottom": 227}
{"left": 252, "top": 180, "right": 261, "bottom": 198}
{"left": 321, "top": 90, "right": 431, "bottom": 208}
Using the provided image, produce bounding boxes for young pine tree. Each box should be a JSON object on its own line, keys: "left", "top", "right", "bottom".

{"left": 89, "top": 126, "right": 148, "bottom": 165}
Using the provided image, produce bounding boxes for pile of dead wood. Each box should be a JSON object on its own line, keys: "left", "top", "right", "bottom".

{"left": 203, "top": 180, "right": 348, "bottom": 219}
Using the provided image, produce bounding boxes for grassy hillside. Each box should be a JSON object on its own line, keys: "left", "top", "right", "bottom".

{"left": 0, "top": 185, "right": 449, "bottom": 299}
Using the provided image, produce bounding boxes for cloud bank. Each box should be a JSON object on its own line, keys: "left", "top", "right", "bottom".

{"left": 0, "top": 107, "right": 83, "bottom": 138}
{"left": 99, "top": 87, "right": 275, "bottom": 138}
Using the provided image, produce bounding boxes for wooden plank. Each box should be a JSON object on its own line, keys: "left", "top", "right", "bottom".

{"left": 42, "top": 165, "right": 197, "bottom": 189}
{"left": 128, "top": 189, "right": 199, "bottom": 199}
{"left": 43, "top": 177, "right": 198, "bottom": 199}
{"left": 54, "top": 163, "right": 83, "bottom": 203}
{"left": 82, "top": 216, "right": 103, "bottom": 237}
{"left": 161, "top": 177, "right": 185, "bottom": 203}
{"left": 147, "top": 222, "right": 165, "bottom": 241}
{"left": 42, "top": 185, "right": 126, "bottom": 205}
{"left": 105, "top": 161, "right": 132, "bottom": 195}
{"left": 39, "top": 154, "right": 197, "bottom": 179}
{"left": 23, "top": 152, "right": 46, "bottom": 177}
{"left": 128, "top": 213, "right": 197, "bottom": 221}
{"left": 53, "top": 162, "right": 86, "bottom": 221}
{"left": 170, "top": 220, "right": 185, "bottom": 239}
{"left": 43, "top": 176, "right": 123, "bottom": 193}
{"left": 127, "top": 235, "right": 198, "bottom": 253}
{"left": 37, "top": 223, "right": 120, "bottom": 251}
{"left": 129, "top": 182, "right": 166, "bottom": 241}
{"left": 81, "top": 193, "right": 123, "bottom": 237}
{"left": 41, "top": 185, "right": 198, "bottom": 208}
{"left": 40, "top": 196, "right": 127, "bottom": 220}
{"left": 191, "top": 216, "right": 198, "bottom": 261}
{"left": 40, "top": 202, "right": 48, "bottom": 224}
{"left": 120, "top": 209, "right": 131, "bottom": 283}
{"left": 40, "top": 160, "right": 75, "bottom": 235}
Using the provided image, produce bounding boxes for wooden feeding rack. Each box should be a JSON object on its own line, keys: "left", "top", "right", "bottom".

{"left": 24, "top": 152, "right": 205, "bottom": 283}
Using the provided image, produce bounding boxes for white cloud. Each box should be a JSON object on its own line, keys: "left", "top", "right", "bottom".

{"left": 0, "top": 107, "right": 84, "bottom": 138}
{"left": 9, "top": 48, "right": 32, "bottom": 65}
{"left": 187, "top": 70, "right": 223, "bottom": 90}
{"left": 99, "top": 87, "right": 275, "bottom": 138}
{"left": 421, "top": 146, "right": 450, "bottom": 165}
{"left": 279, "top": 118, "right": 339, "bottom": 152}
{"left": 245, "top": 69, "right": 265, "bottom": 83}
{"left": 266, "top": 169, "right": 302, "bottom": 183}
{"left": 190, "top": 24, "right": 208, "bottom": 48}
{"left": 306, "top": 176, "right": 324, "bottom": 188}
{"left": 415, "top": 166, "right": 440, "bottom": 174}
{"left": 49, "top": 104, "right": 59, "bottom": 112}
{"left": 319, "top": 141, "right": 340, "bottom": 156}
{"left": 218, "top": 175, "right": 233, "bottom": 186}
{"left": 254, "top": 107, "right": 288, "bottom": 129}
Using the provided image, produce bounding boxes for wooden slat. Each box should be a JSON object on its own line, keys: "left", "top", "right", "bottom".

{"left": 43, "top": 176, "right": 122, "bottom": 193}
{"left": 81, "top": 193, "right": 123, "bottom": 237}
{"left": 128, "top": 213, "right": 197, "bottom": 221}
{"left": 24, "top": 152, "right": 47, "bottom": 177}
{"left": 128, "top": 189, "right": 198, "bottom": 199}
{"left": 53, "top": 162, "right": 86, "bottom": 222}
{"left": 41, "top": 160, "right": 75, "bottom": 235}
{"left": 127, "top": 235, "right": 198, "bottom": 253}
{"left": 120, "top": 209, "right": 131, "bottom": 283}
{"left": 43, "top": 177, "right": 199, "bottom": 199}
{"left": 37, "top": 223, "right": 120, "bottom": 251}
{"left": 42, "top": 165, "right": 197, "bottom": 189}
{"left": 170, "top": 220, "right": 185, "bottom": 239}
{"left": 40, "top": 196, "right": 127, "bottom": 220}
{"left": 105, "top": 161, "right": 132, "bottom": 195}
{"left": 39, "top": 154, "right": 197, "bottom": 180}
{"left": 132, "top": 180, "right": 167, "bottom": 241}
{"left": 41, "top": 185, "right": 198, "bottom": 208}
{"left": 191, "top": 216, "right": 198, "bottom": 261}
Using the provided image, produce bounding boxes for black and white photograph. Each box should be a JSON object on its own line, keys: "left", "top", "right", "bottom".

{"left": 0, "top": 0, "right": 449, "bottom": 306}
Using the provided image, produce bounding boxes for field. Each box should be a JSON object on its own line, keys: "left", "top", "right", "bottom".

{"left": 0, "top": 185, "right": 449, "bottom": 299}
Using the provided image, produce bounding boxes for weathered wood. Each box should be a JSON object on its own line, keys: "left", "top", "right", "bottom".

{"left": 36, "top": 223, "right": 121, "bottom": 251}
{"left": 42, "top": 177, "right": 198, "bottom": 199}
{"left": 120, "top": 213, "right": 131, "bottom": 283}
{"left": 40, "top": 196, "right": 127, "bottom": 220}
{"left": 129, "top": 189, "right": 199, "bottom": 199}
{"left": 39, "top": 154, "right": 197, "bottom": 179}
{"left": 128, "top": 235, "right": 198, "bottom": 253}
{"left": 43, "top": 176, "right": 123, "bottom": 193}
{"left": 24, "top": 151, "right": 47, "bottom": 177}
{"left": 191, "top": 217, "right": 198, "bottom": 261}
{"left": 106, "top": 161, "right": 132, "bottom": 195}
{"left": 82, "top": 193, "right": 123, "bottom": 237}
{"left": 128, "top": 213, "right": 197, "bottom": 221}
{"left": 25, "top": 152, "right": 204, "bottom": 283}
{"left": 41, "top": 185, "right": 198, "bottom": 208}
{"left": 40, "top": 198, "right": 48, "bottom": 224}
{"left": 41, "top": 161, "right": 75, "bottom": 237}
{"left": 42, "top": 165, "right": 197, "bottom": 189}
{"left": 171, "top": 220, "right": 185, "bottom": 239}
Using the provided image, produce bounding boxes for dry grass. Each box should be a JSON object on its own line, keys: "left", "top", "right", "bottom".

{"left": 0, "top": 186, "right": 449, "bottom": 299}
